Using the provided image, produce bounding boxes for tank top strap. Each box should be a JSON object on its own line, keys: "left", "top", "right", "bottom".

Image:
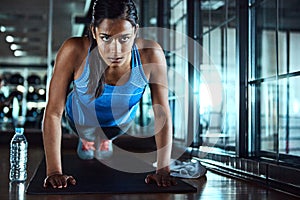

{"left": 131, "top": 44, "right": 142, "bottom": 69}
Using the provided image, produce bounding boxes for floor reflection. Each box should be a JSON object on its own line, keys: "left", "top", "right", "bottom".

{"left": 9, "top": 182, "right": 25, "bottom": 200}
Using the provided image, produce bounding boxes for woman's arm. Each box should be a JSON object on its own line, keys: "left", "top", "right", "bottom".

{"left": 149, "top": 51, "right": 172, "bottom": 173}
{"left": 141, "top": 41, "right": 176, "bottom": 187}
{"left": 42, "top": 37, "right": 88, "bottom": 188}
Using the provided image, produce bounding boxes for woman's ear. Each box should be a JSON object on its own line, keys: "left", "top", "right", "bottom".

{"left": 135, "top": 24, "right": 139, "bottom": 33}
{"left": 134, "top": 24, "right": 139, "bottom": 37}
{"left": 90, "top": 25, "right": 96, "bottom": 39}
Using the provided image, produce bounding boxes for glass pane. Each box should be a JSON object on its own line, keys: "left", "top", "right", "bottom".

{"left": 254, "top": 0, "right": 277, "bottom": 79}
{"left": 169, "top": 0, "right": 188, "bottom": 141}
{"left": 224, "top": 27, "right": 237, "bottom": 148}
{"left": 278, "top": 79, "right": 287, "bottom": 155}
{"left": 198, "top": 0, "right": 237, "bottom": 153}
{"left": 260, "top": 30, "right": 277, "bottom": 78}
{"left": 205, "top": 28, "right": 221, "bottom": 66}
{"left": 201, "top": 28, "right": 223, "bottom": 145}
{"left": 285, "top": 77, "right": 300, "bottom": 156}
{"left": 248, "top": 83, "right": 256, "bottom": 154}
{"left": 278, "top": 0, "right": 300, "bottom": 73}
{"left": 260, "top": 81, "right": 278, "bottom": 153}
{"left": 200, "top": 25, "right": 237, "bottom": 150}
{"left": 250, "top": 0, "right": 300, "bottom": 163}
{"left": 170, "top": 0, "right": 186, "bottom": 25}
{"left": 278, "top": 31, "right": 287, "bottom": 74}
{"left": 201, "top": 0, "right": 236, "bottom": 31}
{"left": 290, "top": 32, "right": 300, "bottom": 73}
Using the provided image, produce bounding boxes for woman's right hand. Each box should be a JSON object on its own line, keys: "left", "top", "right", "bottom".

{"left": 43, "top": 173, "right": 76, "bottom": 188}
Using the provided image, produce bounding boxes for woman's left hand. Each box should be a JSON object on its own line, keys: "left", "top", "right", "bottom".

{"left": 145, "top": 169, "right": 177, "bottom": 187}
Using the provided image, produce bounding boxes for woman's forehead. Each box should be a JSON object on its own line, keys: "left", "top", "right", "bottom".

{"left": 96, "top": 19, "right": 134, "bottom": 35}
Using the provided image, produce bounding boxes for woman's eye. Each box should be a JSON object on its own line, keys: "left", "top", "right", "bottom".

{"left": 120, "top": 36, "right": 130, "bottom": 42}
{"left": 101, "top": 36, "right": 110, "bottom": 42}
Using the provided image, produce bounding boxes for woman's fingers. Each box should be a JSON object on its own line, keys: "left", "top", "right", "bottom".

{"left": 43, "top": 174, "right": 76, "bottom": 188}
{"left": 145, "top": 173, "right": 177, "bottom": 187}
{"left": 67, "top": 175, "right": 76, "bottom": 186}
{"left": 145, "top": 174, "right": 161, "bottom": 186}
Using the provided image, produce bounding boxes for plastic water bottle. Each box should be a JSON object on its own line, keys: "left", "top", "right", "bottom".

{"left": 9, "top": 128, "right": 28, "bottom": 182}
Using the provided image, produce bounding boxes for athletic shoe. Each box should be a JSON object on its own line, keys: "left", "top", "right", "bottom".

{"left": 94, "top": 139, "right": 113, "bottom": 160}
{"left": 77, "top": 138, "right": 94, "bottom": 160}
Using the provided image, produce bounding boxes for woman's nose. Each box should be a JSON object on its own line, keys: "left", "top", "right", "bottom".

{"left": 110, "top": 39, "right": 122, "bottom": 54}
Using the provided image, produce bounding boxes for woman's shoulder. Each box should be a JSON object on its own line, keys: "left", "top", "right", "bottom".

{"left": 135, "top": 38, "right": 162, "bottom": 53}
{"left": 54, "top": 36, "right": 90, "bottom": 75}
{"left": 135, "top": 38, "right": 165, "bottom": 64}
{"left": 59, "top": 36, "right": 90, "bottom": 55}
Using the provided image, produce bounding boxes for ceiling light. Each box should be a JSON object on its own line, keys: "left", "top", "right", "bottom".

{"left": 10, "top": 44, "right": 21, "bottom": 51}
{"left": 0, "top": 26, "right": 6, "bottom": 32}
{"left": 14, "top": 50, "right": 27, "bottom": 57}
{"left": 149, "top": 17, "right": 157, "bottom": 25}
{"left": 0, "top": 26, "right": 15, "bottom": 32}
{"left": 6, "top": 35, "right": 14, "bottom": 43}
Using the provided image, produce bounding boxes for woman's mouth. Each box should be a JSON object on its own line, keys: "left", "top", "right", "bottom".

{"left": 109, "top": 57, "right": 123, "bottom": 63}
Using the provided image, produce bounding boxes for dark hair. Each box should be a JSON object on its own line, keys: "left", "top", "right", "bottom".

{"left": 87, "top": 0, "right": 139, "bottom": 99}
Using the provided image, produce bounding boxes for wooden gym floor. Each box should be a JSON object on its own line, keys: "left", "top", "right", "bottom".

{"left": 0, "top": 132, "right": 299, "bottom": 200}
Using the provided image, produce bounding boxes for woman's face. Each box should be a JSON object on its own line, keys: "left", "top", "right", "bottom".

{"left": 92, "top": 19, "right": 137, "bottom": 68}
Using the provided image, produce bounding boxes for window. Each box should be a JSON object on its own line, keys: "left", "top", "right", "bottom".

{"left": 198, "top": 0, "right": 237, "bottom": 152}
{"left": 249, "top": 0, "right": 300, "bottom": 164}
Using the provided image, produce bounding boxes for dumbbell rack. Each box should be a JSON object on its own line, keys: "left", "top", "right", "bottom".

{"left": 0, "top": 67, "right": 47, "bottom": 131}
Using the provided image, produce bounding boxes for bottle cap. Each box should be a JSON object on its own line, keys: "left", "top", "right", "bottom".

{"left": 15, "top": 127, "right": 24, "bottom": 134}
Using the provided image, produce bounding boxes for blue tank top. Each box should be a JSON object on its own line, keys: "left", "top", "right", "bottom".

{"left": 65, "top": 44, "right": 148, "bottom": 129}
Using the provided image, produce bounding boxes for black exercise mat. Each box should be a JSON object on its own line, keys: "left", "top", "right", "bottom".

{"left": 26, "top": 154, "right": 197, "bottom": 195}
